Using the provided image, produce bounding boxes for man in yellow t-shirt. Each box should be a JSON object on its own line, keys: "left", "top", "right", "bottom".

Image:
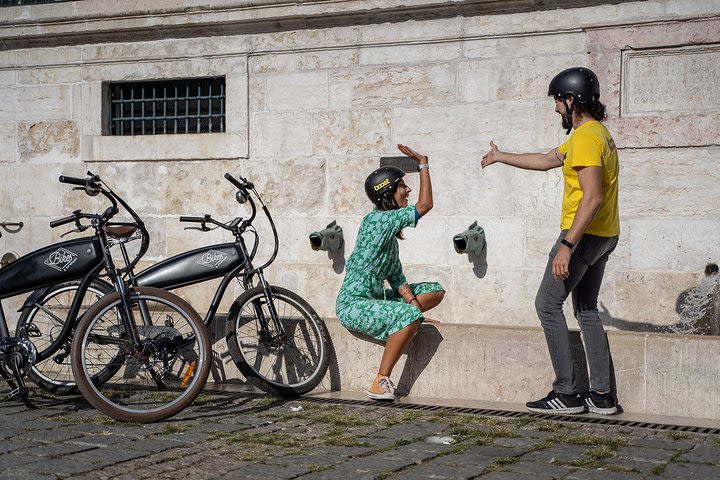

{"left": 481, "top": 67, "right": 620, "bottom": 416}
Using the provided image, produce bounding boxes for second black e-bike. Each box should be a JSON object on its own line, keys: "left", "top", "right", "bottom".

{"left": 19, "top": 173, "right": 330, "bottom": 398}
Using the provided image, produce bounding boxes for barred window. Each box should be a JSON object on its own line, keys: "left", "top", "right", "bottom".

{"left": 108, "top": 77, "right": 226, "bottom": 136}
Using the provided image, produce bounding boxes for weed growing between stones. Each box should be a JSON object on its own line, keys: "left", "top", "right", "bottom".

{"left": 669, "top": 432, "right": 690, "bottom": 440}
{"left": 50, "top": 414, "right": 142, "bottom": 427}
{"left": 159, "top": 424, "right": 191, "bottom": 435}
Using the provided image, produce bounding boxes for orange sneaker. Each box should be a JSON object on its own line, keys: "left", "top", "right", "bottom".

{"left": 367, "top": 375, "right": 395, "bottom": 401}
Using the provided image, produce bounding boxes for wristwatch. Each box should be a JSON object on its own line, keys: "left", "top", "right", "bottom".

{"left": 560, "top": 238, "right": 575, "bottom": 249}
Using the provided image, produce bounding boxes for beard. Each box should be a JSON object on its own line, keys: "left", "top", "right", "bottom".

{"left": 561, "top": 114, "right": 572, "bottom": 131}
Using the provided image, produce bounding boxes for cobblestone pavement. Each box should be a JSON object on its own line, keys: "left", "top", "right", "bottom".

{"left": 1, "top": 387, "right": 719, "bottom": 480}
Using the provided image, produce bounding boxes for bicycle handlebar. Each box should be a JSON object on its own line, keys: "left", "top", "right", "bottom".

{"left": 58, "top": 175, "right": 87, "bottom": 186}
{"left": 179, "top": 216, "right": 206, "bottom": 223}
{"left": 49, "top": 213, "right": 79, "bottom": 228}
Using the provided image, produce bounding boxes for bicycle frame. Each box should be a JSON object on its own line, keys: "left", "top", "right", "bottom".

{"left": 0, "top": 172, "right": 149, "bottom": 400}
{"left": 134, "top": 173, "right": 282, "bottom": 333}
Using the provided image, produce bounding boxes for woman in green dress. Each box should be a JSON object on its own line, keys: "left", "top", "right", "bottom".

{"left": 336, "top": 144, "right": 445, "bottom": 400}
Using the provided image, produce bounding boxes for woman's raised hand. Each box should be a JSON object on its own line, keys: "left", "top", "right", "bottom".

{"left": 397, "top": 144, "right": 428, "bottom": 164}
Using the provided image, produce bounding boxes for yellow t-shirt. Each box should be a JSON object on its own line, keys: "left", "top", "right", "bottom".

{"left": 557, "top": 120, "right": 620, "bottom": 237}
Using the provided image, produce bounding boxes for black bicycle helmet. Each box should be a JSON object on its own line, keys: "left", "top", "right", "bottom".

{"left": 364, "top": 166, "right": 405, "bottom": 209}
{"left": 548, "top": 67, "right": 600, "bottom": 134}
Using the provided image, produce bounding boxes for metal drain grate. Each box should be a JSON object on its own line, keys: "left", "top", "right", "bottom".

{"left": 205, "top": 388, "right": 720, "bottom": 435}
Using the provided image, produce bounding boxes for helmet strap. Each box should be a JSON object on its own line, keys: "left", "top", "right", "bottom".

{"left": 562, "top": 98, "right": 574, "bottom": 135}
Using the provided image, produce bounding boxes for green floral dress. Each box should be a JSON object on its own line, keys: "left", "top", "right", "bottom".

{"left": 336, "top": 205, "right": 444, "bottom": 341}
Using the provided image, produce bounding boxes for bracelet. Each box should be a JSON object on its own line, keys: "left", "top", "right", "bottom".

{"left": 560, "top": 238, "right": 575, "bottom": 249}
{"left": 418, "top": 163, "right": 429, "bottom": 171}
{"left": 409, "top": 297, "right": 419, "bottom": 305}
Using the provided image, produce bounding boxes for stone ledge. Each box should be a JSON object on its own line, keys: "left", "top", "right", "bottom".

{"left": 0, "top": 0, "right": 632, "bottom": 50}
{"left": 318, "top": 319, "right": 720, "bottom": 421}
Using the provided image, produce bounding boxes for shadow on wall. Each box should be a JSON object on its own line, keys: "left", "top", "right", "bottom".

{"left": 348, "top": 323, "right": 444, "bottom": 397}
{"left": 601, "top": 263, "right": 720, "bottom": 336}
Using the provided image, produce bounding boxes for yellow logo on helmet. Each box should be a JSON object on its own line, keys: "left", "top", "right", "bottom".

{"left": 373, "top": 178, "right": 391, "bottom": 191}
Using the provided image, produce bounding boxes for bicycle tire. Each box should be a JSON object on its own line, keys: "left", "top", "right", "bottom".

{"left": 16, "top": 279, "right": 114, "bottom": 394}
{"left": 71, "top": 287, "right": 211, "bottom": 423}
{"left": 226, "top": 285, "right": 330, "bottom": 397}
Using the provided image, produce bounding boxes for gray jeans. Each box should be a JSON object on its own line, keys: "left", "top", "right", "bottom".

{"left": 534, "top": 231, "right": 619, "bottom": 395}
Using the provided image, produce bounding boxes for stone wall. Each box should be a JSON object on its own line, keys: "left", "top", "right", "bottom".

{"left": 0, "top": 1, "right": 719, "bottom": 359}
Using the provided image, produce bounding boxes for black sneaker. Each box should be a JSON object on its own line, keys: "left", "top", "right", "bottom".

{"left": 584, "top": 391, "right": 618, "bottom": 415}
{"left": 526, "top": 390, "right": 586, "bottom": 414}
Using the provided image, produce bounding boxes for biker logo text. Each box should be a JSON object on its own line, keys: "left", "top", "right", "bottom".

{"left": 44, "top": 248, "right": 78, "bottom": 272}
{"left": 197, "top": 250, "right": 228, "bottom": 269}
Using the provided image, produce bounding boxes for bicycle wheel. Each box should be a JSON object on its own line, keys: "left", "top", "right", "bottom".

{"left": 16, "top": 279, "right": 113, "bottom": 394}
{"left": 71, "top": 287, "right": 210, "bottom": 423}
{"left": 226, "top": 285, "right": 330, "bottom": 397}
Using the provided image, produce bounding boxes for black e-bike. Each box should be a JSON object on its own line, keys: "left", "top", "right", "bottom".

{"left": 1, "top": 173, "right": 211, "bottom": 422}
{"left": 19, "top": 173, "right": 330, "bottom": 398}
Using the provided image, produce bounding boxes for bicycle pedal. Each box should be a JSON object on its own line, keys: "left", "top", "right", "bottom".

{"left": 5, "top": 386, "right": 27, "bottom": 401}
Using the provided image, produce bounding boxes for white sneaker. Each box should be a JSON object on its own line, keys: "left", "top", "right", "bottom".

{"left": 367, "top": 376, "right": 395, "bottom": 401}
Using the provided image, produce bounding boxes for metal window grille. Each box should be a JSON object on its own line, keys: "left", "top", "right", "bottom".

{"left": 0, "top": 0, "right": 74, "bottom": 6}
{"left": 109, "top": 77, "right": 226, "bottom": 136}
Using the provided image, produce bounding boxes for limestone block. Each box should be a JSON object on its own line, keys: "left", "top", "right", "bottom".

{"left": 4, "top": 85, "right": 72, "bottom": 121}
{"left": 264, "top": 262, "right": 343, "bottom": 320}
{"left": 458, "top": 59, "right": 497, "bottom": 103}
{"left": 78, "top": 82, "right": 102, "bottom": 136}
{"left": 621, "top": 45, "right": 720, "bottom": 116}
{"left": 619, "top": 147, "right": 720, "bottom": 217}
{"left": 312, "top": 108, "right": 391, "bottom": 156}
{"left": 359, "top": 43, "right": 461, "bottom": 66}
{"left": 535, "top": 100, "right": 571, "bottom": 150}
{"left": 262, "top": 215, "right": 338, "bottom": 265}
{"left": 265, "top": 71, "right": 329, "bottom": 111}
{"left": 325, "top": 156, "right": 383, "bottom": 215}
{"left": 251, "top": 26, "right": 360, "bottom": 53}
{"left": 456, "top": 266, "right": 545, "bottom": 326}
{"left": 81, "top": 56, "right": 246, "bottom": 83}
{"left": 628, "top": 218, "right": 720, "bottom": 271}
{"left": 395, "top": 102, "right": 541, "bottom": 155}
{"left": 248, "top": 75, "right": 266, "bottom": 112}
{"left": 462, "top": 2, "right": 665, "bottom": 38}
{"left": 463, "top": 32, "right": 586, "bottom": 60}
{"left": 400, "top": 217, "right": 452, "bottom": 267}
{"left": 605, "top": 331, "right": 647, "bottom": 413}
{"left": 445, "top": 216, "right": 525, "bottom": 268}
{"left": 90, "top": 132, "right": 247, "bottom": 162}
{"left": 329, "top": 63, "right": 456, "bottom": 108}
{"left": 60, "top": 160, "right": 240, "bottom": 217}
{"left": 0, "top": 163, "right": 63, "bottom": 216}
{"left": 253, "top": 112, "right": 311, "bottom": 157}
{"left": 172, "top": 279, "right": 233, "bottom": 319}
{"left": 17, "top": 66, "right": 80, "bottom": 85}
{"left": 361, "top": 18, "right": 462, "bottom": 44}
{"left": 81, "top": 37, "right": 248, "bottom": 63}
{"left": 18, "top": 121, "right": 79, "bottom": 163}
{"left": 0, "top": 70, "right": 15, "bottom": 87}
{"left": 155, "top": 132, "right": 247, "bottom": 160}
{"left": 427, "top": 155, "right": 515, "bottom": 218}
{"left": 524, "top": 215, "right": 563, "bottom": 269}
{"left": 0, "top": 123, "right": 16, "bottom": 163}
{"left": 250, "top": 49, "right": 359, "bottom": 74}
{"left": 614, "top": 271, "right": 699, "bottom": 328}
{"left": 242, "top": 156, "right": 326, "bottom": 215}
{"left": 225, "top": 73, "right": 249, "bottom": 134}
{"left": 14, "top": 45, "right": 80, "bottom": 67}
{"left": 511, "top": 166, "right": 564, "bottom": 221}
{"left": 496, "top": 54, "right": 588, "bottom": 101}
{"left": 645, "top": 334, "right": 720, "bottom": 419}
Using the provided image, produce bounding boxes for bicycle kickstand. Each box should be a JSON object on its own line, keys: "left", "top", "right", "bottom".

{"left": 1, "top": 356, "right": 37, "bottom": 409}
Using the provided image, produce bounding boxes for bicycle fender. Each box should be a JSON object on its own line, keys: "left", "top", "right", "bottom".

{"left": 18, "top": 286, "right": 53, "bottom": 312}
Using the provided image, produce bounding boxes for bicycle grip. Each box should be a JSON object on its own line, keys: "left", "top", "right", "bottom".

{"left": 224, "top": 173, "right": 245, "bottom": 189}
{"left": 59, "top": 175, "right": 86, "bottom": 186}
{"left": 179, "top": 216, "right": 204, "bottom": 223}
{"left": 50, "top": 214, "right": 77, "bottom": 228}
